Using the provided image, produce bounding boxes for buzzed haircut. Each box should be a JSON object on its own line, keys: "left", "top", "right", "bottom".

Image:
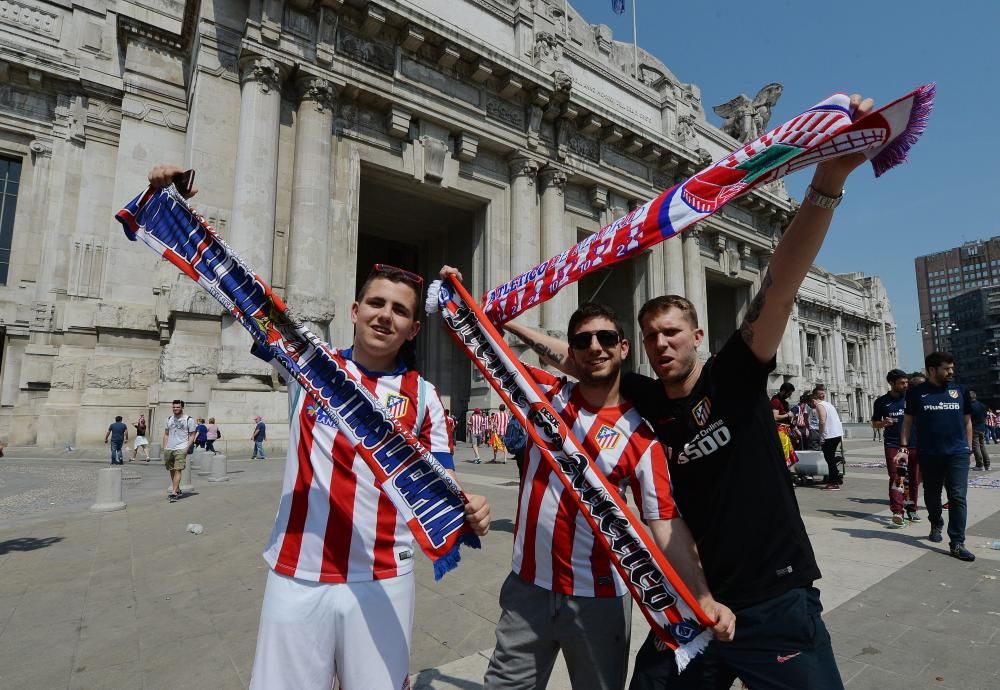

{"left": 568, "top": 302, "right": 625, "bottom": 340}
{"left": 637, "top": 294, "right": 699, "bottom": 329}
{"left": 925, "top": 351, "right": 955, "bottom": 369}
{"left": 779, "top": 382, "right": 795, "bottom": 394}
{"left": 886, "top": 369, "right": 908, "bottom": 384}
{"left": 115, "top": 416, "right": 123, "bottom": 422}
{"left": 811, "top": 385, "right": 825, "bottom": 395}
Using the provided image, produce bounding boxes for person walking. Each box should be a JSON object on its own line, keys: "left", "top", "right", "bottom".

{"left": 814, "top": 386, "right": 845, "bottom": 490}
{"left": 969, "top": 391, "right": 991, "bottom": 470}
{"left": 251, "top": 416, "right": 267, "bottom": 460}
{"left": 987, "top": 408, "right": 998, "bottom": 444}
{"left": 162, "top": 400, "right": 196, "bottom": 501}
{"left": 444, "top": 408, "right": 457, "bottom": 454}
{"left": 871, "top": 370, "right": 921, "bottom": 527}
{"left": 205, "top": 417, "right": 220, "bottom": 454}
{"left": 489, "top": 404, "right": 510, "bottom": 463}
{"left": 900, "top": 352, "right": 975, "bottom": 562}
{"left": 467, "top": 408, "right": 488, "bottom": 463}
{"left": 194, "top": 418, "right": 208, "bottom": 451}
{"left": 105, "top": 416, "right": 128, "bottom": 465}
{"left": 130, "top": 414, "right": 150, "bottom": 462}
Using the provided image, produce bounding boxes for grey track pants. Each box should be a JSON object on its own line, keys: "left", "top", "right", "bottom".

{"left": 484, "top": 572, "right": 631, "bottom": 690}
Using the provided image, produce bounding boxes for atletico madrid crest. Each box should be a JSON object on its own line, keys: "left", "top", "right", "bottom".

{"left": 692, "top": 397, "right": 712, "bottom": 427}
{"left": 595, "top": 424, "right": 621, "bottom": 449}
{"left": 949, "top": 389, "right": 959, "bottom": 399}
{"left": 385, "top": 393, "right": 409, "bottom": 419}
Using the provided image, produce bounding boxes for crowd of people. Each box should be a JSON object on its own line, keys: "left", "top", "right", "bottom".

{"left": 134, "top": 97, "right": 966, "bottom": 690}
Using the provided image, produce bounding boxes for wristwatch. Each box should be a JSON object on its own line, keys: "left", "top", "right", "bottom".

{"left": 804, "top": 184, "right": 844, "bottom": 210}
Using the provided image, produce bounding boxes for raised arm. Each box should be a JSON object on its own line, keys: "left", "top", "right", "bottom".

{"left": 739, "top": 94, "right": 874, "bottom": 363}
{"left": 437, "top": 265, "right": 577, "bottom": 376}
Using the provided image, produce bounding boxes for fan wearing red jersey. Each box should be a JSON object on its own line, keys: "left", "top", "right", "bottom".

{"left": 490, "top": 404, "right": 511, "bottom": 463}
{"left": 147, "top": 165, "right": 493, "bottom": 690}
{"left": 469, "top": 295, "right": 734, "bottom": 690}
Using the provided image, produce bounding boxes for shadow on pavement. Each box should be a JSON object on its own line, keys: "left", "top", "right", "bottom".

{"left": 832, "top": 526, "right": 946, "bottom": 554}
{"left": 847, "top": 497, "right": 890, "bottom": 506}
{"left": 489, "top": 519, "right": 515, "bottom": 535}
{"left": 413, "top": 668, "right": 484, "bottom": 690}
{"left": 0, "top": 536, "right": 64, "bottom": 555}
{"left": 817, "top": 508, "right": 885, "bottom": 523}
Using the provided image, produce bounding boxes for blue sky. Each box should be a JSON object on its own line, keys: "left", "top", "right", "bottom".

{"left": 570, "top": 0, "right": 1000, "bottom": 371}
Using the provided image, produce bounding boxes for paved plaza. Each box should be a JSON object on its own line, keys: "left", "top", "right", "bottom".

{"left": 2, "top": 436, "right": 1000, "bottom": 689}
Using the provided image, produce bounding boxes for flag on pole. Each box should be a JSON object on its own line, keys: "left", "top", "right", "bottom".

{"left": 612, "top": 0, "right": 626, "bottom": 15}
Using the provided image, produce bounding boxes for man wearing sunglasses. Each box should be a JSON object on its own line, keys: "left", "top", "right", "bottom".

{"left": 144, "top": 165, "right": 491, "bottom": 690}
{"left": 487, "top": 94, "right": 875, "bottom": 688}
{"left": 439, "top": 266, "right": 734, "bottom": 690}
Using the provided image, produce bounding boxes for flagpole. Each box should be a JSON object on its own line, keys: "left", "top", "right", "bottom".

{"left": 631, "top": 0, "right": 638, "bottom": 79}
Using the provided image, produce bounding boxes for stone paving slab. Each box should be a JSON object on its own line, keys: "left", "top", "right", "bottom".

{"left": 0, "top": 440, "right": 999, "bottom": 689}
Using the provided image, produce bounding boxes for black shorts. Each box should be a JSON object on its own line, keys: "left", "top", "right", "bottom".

{"left": 629, "top": 587, "right": 843, "bottom": 690}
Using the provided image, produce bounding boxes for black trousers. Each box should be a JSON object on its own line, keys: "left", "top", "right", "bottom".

{"left": 629, "top": 587, "right": 843, "bottom": 690}
{"left": 821, "top": 437, "right": 843, "bottom": 485}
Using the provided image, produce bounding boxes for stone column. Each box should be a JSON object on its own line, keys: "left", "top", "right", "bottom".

{"left": 663, "top": 236, "right": 685, "bottom": 296}
{"left": 287, "top": 77, "right": 337, "bottom": 337}
{"left": 683, "top": 227, "right": 709, "bottom": 355}
{"left": 508, "top": 155, "right": 540, "bottom": 328}
{"left": 221, "top": 55, "right": 284, "bottom": 381}
{"left": 539, "top": 168, "right": 573, "bottom": 336}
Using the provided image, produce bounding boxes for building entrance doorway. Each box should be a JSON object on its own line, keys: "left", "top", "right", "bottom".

{"left": 706, "top": 277, "right": 750, "bottom": 356}
{"left": 355, "top": 171, "right": 483, "bottom": 414}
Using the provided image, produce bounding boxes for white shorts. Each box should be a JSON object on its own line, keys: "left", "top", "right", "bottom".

{"left": 250, "top": 569, "right": 415, "bottom": 690}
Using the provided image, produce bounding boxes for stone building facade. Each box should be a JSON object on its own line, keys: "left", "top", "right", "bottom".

{"left": 0, "top": 0, "right": 897, "bottom": 447}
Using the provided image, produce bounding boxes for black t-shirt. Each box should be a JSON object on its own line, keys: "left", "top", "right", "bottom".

{"left": 622, "top": 331, "right": 821, "bottom": 608}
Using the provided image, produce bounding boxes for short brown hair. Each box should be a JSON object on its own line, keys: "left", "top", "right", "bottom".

{"left": 568, "top": 302, "right": 625, "bottom": 340}
{"left": 356, "top": 266, "right": 423, "bottom": 314}
{"left": 637, "top": 295, "right": 699, "bottom": 329}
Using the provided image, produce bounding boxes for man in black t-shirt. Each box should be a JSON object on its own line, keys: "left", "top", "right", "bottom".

{"left": 506, "top": 93, "right": 877, "bottom": 688}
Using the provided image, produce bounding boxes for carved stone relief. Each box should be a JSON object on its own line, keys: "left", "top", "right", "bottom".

{"left": 337, "top": 27, "right": 394, "bottom": 74}
{"left": 0, "top": 0, "right": 61, "bottom": 39}
{"left": 484, "top": 94, "right": 524, "bottom": 128}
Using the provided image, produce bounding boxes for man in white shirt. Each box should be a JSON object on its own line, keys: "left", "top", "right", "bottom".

{"left": 813, "top": 386, "right": 844, "bottom": 490}
{"left": 162, "top": 399, "right": 197, "bottom": 501}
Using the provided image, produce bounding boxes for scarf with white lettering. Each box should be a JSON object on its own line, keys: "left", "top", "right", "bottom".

{"left": 428, "top": 276, "right": 715, "bottom": 669}
{"left": 116, "top": 187, "right": 479, "bottom": 579}
{"left": 483, "top": 85, "right": 934, "bottom": 324}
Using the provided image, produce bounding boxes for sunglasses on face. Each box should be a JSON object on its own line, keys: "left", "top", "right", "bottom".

{"left": 368, "top": 263, "right": 425, "bottom": 288}
{"left": 568, "top": 329, "right": 622, "bottom": 350}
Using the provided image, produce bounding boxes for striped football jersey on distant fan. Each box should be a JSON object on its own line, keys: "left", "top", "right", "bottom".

{"left": 512, "top": 366, "right": 676, "bottom": 598}
{"left": 491, "top": 410, "right": 510, "bottom": 437}
{"left": 262, "top": 351, "right": 453, "bottom": 583}
{"left": 468, "top": 413, "right": 488, "bottom": 436}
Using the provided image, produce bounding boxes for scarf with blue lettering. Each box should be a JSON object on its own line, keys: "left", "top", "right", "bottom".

{"left": 428, "top": 276, "right": 715, "bottom": 670}
{"left": 116, "top": 187, "right": 478, "bottom": 579}
{"left": 483, "top": 85, "right": 934, "bottom": 324}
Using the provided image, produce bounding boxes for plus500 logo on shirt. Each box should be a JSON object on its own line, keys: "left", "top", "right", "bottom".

{"left": 924, "top": 402, "right": 961, "bottom": 411}
{"left": 676, "top": 420, "right": 732, "bottom": 464}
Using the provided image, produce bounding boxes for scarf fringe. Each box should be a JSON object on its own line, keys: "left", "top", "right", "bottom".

{"left": 432, "top": 531, "right": 482, "bottom": 581}
{"left": 871, "top": 82, "right": 936, "bottom": 178}
{"left": 674, "top": 629, "right": 714, "bottom": 673}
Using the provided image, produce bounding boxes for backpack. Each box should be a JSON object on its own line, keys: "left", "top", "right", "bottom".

{"left": 502, "top": 417, "right": 528, "bottom": 454}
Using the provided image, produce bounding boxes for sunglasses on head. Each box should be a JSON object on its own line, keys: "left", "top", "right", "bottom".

{"left": 368, "top": 263, "right": 425, "bottom": 288}
{"left": 568, "top": 329, "right": 622, "bottom": 350}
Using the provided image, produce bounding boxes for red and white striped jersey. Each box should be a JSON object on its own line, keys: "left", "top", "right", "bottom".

{"left": 512, "top": 366, "right": 676, "bottom": 598}
{"left": 445, "top": 415, "right": 457, "bottom": 453}
{"left": 468, "top": 413, "right": 488, "bottom": 435}
{"left": 262, "top": 352, "right": 452, "bottom": 583}
{"left": 491, "top": 410, "right": 510, "bottom": 437}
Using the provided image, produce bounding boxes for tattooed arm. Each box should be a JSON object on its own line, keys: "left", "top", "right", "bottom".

{"left": 739, "top": 93, "right": 873, "bottom": 364}
{"left": 504, "top": 321, "right": 579, "bottom": 379}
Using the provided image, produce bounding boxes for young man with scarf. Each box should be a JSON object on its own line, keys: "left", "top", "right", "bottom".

{"left": 498, "top": 93, "right": 875, "bottom": 688}
{"left": 145, "top": 165, "right": 491, "bottom": 690}
{"left": 872, "top": 369, "right": 921, "bottom": 527}
{"left": 437, "top": 269, "right": 736, "bottom": 689}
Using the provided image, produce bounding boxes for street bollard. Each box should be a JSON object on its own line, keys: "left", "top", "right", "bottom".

{"left": 180, "top": 460, "right": 194, "bottom": 492}
{"left": 197, "top": 450, "right": 213, "bottom": 476}
{"left": 90, "top": 467, "right": 126, "bottom": 512}
{"left": 207, "top": 454, "right": 229, "bottom": 482}
{"left": 190, "top": 448, "right": 205, "bottom": 471}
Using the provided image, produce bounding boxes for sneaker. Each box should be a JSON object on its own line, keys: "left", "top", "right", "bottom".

{"left": 950, "top": 544, "right": 976, "bottom": 562}
{"left": 168, "top": 492, "right": 178, "bottom": 503}
{"left": 986, "top": 464, "right": 992, "bottom": 471}
{"left": 906, "top": 511, "right": 922, "bottom": 522}
{"left": 474, "top": 459, "right": 481, "bottom": 464}
{"left": 822, "top": 484, "right": 841, "bottom": 491}
{"left": 890, "top": 514, "right": 905, "bottom": 528}
{"left": 972, "top": 466, "right": 984, "bottom": 472}
{"left": 929, "top": 526, "right": 943, "bottom": 543}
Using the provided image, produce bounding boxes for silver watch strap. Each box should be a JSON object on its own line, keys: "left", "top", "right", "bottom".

{"left": 805, "top": 184, "right": 844, "bottom": 210}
